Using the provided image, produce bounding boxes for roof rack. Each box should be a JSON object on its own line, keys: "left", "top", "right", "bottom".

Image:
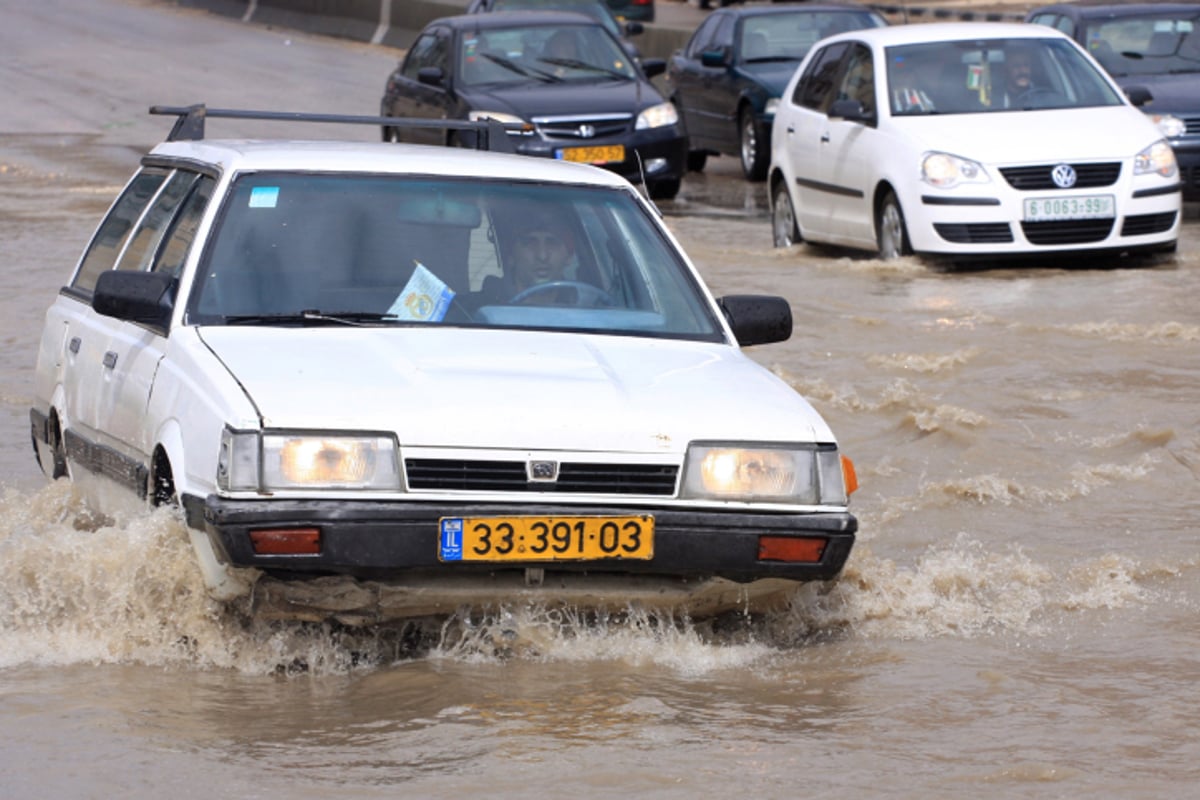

{"left": 148, "top": 104, "right": 515, "bottom": 153}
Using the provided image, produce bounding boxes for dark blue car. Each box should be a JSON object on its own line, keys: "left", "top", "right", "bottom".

{"left": 667, "top": 3, "right": 886, "bottom": 181}
{"left": 1027, "top": 3, "right": 1200, "bottom": 201}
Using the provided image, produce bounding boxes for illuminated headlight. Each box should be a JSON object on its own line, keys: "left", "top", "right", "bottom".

{"left": 1148, "top": 113, "right": 1185, "bottom": 139}
{"left": 1134, "top": 139, "right": 1178, "bottom": 178}
{"left": 921, "top": 152, "right": 991, "bottom": 189}
{"left": 468, "top": 110, "right": 534, "bottom": 135}
{"left": 636, "top": 102, "right": 679, "bottom": 130}
{"left": 218, "top": 429, "right": 400, "bottom": 491}
{"left": 681, "top": 443, "right": 850, "bottom": 505}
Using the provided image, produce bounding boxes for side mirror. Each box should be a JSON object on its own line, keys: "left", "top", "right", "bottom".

{"left": 418, "top": 66, "right": 445, "bottom": 87}
{"left": 624, "top": 21, "right": 644, "bottom": 37}
{"left": 93, "top": 270, "right": 176, "bottom": 331}
{"left": 1125, "top": 85, "right": 1153, "bottom": 107}
{"left": 641, "top": 58, "right": 667, "bottom": 79}
{"left": 700, "top": 47, "right": 731, "bottom": 68}
{"left": 718, "top": 295, "right": 792, "bottom": 347}
{"left": 829, "top": 98, "right": 872, "bottom": 124}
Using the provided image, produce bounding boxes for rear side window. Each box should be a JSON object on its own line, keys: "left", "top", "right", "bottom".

{"left": 72, "top": 168, "right": 168, "bottom": 294}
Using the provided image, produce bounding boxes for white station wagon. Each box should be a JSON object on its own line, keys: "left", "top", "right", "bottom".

{"left": 768, "top": 23, "right": 1182, "bottom": 261}
{"left": 30, "top": 106, "right": 858, "bottom": 624}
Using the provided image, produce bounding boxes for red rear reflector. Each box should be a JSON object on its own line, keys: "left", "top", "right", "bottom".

{"left": 250, "top": 528, "right": 321, "bottom": 555}
{"left": 758, "top": 536, "right": 826, "bottom": 563}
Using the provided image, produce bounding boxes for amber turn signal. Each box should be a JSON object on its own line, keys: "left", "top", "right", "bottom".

{"left": 250, "top": 528, "right": 321, "bottom": 555}
{"left": 757, "top": 536, "right": 827, "bottom": 563}
{"left": 841, "top": 455, "right": 858, "bottom": 495}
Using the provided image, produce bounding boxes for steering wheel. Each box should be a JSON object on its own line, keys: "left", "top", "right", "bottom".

{"left": 509, "top": 280, "right": 615, "bottom": 307}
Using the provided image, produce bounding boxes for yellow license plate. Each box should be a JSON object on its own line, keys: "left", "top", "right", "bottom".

{"left": 557, "top": 145, "right": 625, "bottom": 165}
{"left": 438, "top": 515, "right": 653, "bottom": 562}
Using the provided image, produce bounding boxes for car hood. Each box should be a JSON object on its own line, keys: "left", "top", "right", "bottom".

{"left": 197, "top": 326, "right": 830, "bottom": 452}
{"left": 737, "top": 61, "right": 803, "bottom": 98}
{"left": 890, "top": 106, "right": 1163, "bottom": 163}
{"left": 464, "top": 78, "right": 664, "bottom": 118}
{"left": 1115, "top": 72, "right": 1200, "bottom": 115}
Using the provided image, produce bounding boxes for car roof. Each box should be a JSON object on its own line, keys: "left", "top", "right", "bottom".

{"left": 147, "top": 138, "right": 633, "bottom": 188}
{"left": 429, "top": 9, "right": 611, "bottom": 31}
{"left": 819, "top": 21, "right": 1074, "bottom": 47}
{"left": 710, "top": 3, "right": 885, "bottom": 19}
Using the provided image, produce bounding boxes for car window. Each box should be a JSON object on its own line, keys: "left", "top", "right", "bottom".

{"left": 118, "top": 170, "right": 200, "bottom": 273}
{"left": 485, "top": 0, "right": 624, "bottom": 39}
{"left": 460, "top": 22, "right": 636, "bottom": 86}
{"left": 686, "top": 15, "right": 722, "bottom": 58}
{"left": 187, "top": 174, "right": 723, "bottom": 341}
{"left": 71, "top": 167, "right": 169, "bottom": 295}
{"left": 740, "top": 11, "right": 885, "bottom": 64}
{"left": 153, "top": 175, "right": 216, "bottom": 278}
{"left": 1079, "top": 10, "right": 1200, "bottom": 77}
{"left": 836, "top": 44, "right": 875, "bottom": 116}
{"left": 886, "top": 37, "right": 1124, "bottom": 115}
{"left": 402, "top": 30, "right": 449, "bottom": 79}
{"left": 792, "top": 42, "right": 849, "bottom": 111}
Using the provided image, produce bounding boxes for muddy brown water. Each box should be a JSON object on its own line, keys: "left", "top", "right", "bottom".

{"left": 2, "top": 1, "right": 1200, "bottom": 796}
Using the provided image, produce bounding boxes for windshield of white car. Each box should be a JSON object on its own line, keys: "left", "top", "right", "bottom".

{"left": 1079, "top": 11, "right": 1200, "bottom": 77}
{"left": 886, "top": 38, "right": 1125, "bottom": 116}
{"left": 460, "top": 23, "right": 637, "bottom": 86}
{"left": 186, "top": 174, "right": 724, "bottom": 341}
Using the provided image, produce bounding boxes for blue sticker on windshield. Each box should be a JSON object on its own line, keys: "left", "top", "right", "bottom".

{"left": 439, "top": 518, "right": 464, "bottom": 562}
{"left": 249, "top": 186, "right": 280, "bottom": 208}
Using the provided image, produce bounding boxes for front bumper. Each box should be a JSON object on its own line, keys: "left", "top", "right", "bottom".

{"left": 510, "top": 127, "right": 687, "bottom": 185}
{"left": 182, "top": 495, "right": 855, "bottom": 619}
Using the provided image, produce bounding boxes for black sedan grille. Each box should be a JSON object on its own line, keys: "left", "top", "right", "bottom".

{"left": 934, "top": 222, "right": 1014, "bottom": 244}
{"left": 1020, "top": 218, "right": 1114, "bottom": 245}
{"left": 405, "top": 458, "right": 678, "bottom": 496}
{"left": 1000, "top": 162, "right": 1121, "bottom": 190}
{"left": 1121, "top": 212, "right": 1177, "bottom": 237}
{"left": 533, "top": 114, "right": 632, "bottom": 140}
{"left": 1183, "top": 115, "right": 1200, "bottom": 135}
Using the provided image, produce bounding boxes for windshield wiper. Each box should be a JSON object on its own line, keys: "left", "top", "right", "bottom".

{"left": 222, "top": 310, "right": 398, "bottom": 326}
{"left": 538, "top": 57, "right": 630, "bottom": 80}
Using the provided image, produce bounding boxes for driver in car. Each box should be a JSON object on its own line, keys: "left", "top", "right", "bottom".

{"left": 478, "top": 209, "right": 595, "bottom": 306}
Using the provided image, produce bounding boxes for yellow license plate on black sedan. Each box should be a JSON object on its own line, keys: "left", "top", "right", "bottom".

{"left": 556, "top": 144, "right": 625, "bottom": 164}
{"left": 438, "top": 515, "right": 653, "bottom": 562}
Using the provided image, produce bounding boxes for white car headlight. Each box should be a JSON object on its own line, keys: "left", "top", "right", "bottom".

{"left": 218, "top": 429, "right": 401, "bottom": 491}
{"left": 681, "top": 443, "right": 853, "bottom": 505}
{"left": 921, "top": 152, "right": 991, "bottom": 189}
{"left": 635, "top": 102, "right": 679, "bottom": 130}
{"left": 1134, "top": 139, "right": 1178, "bottom": 178}
{"left": 1148, "top": 113, "right": 1186, "bottom": 139}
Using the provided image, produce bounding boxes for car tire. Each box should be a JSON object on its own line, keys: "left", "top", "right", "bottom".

{"left": 876, "top": 190, "right": 911, "bottom": 259}
{"left": 739, "top": 108, "right": 769, "bottom": 182}
{"left": 771, "top": 182, "right": 801, "bottom": 248}
{"left": 686, "top": 150, "right": 708, "bottom": 172}
{"left": 648, "top": 177, "right": 681, "bottom": 200}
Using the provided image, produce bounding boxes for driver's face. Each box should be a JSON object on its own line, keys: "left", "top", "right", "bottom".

{"left": 512, "top": 229, "right": 571, "bottom": 288}
{"left": 1007, "top": 55, "right": 1033, "bottom": 90}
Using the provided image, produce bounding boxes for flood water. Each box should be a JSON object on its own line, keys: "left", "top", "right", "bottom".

{"left": 2, "top": 1, "right": 1200, "bottom": 797}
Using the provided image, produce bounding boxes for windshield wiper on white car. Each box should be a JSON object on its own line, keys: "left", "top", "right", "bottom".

{"left": 222, "top": 310, "right": 398, "bottom": 326}
{"left": 538, "top": 57, "right": 630, "bottom": 80}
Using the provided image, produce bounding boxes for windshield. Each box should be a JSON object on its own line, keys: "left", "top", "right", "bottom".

{"left": 739, "top": 10, "right": 885, "bottom": 64}
{"left": 186, "top": 174, "right": 723, "bottom": 341}
{"left": 487, "top": 0, "right": 622, "bottom": 39}
{"left": 1080, "top": 10, "right": 1200, "bottom": 77}
{"left": 886, "top": 37, "right": 1124, "bottom": 115}
{"left": 460, "top": 23, "right": 637, "bottom": 86}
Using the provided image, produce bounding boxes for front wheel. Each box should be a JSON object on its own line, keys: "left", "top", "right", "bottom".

{"left": 771, "top": 182, "right": 801, "bottom": 248}
{"left": 739, "top": 108, "right": 769, "bottom": 182}
{"left": 876, "top": 190, "right": 911, "bottom": 260}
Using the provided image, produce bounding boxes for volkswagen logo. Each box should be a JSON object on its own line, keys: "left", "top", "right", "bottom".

{"left": 527, "top": 460, "right": 559, "bottom": 482}
{"left": 1051, "top": 163, "right": 1077, "bottom": 189}
{"left": 577, "top": 124, "right": 596, "bottom": 139}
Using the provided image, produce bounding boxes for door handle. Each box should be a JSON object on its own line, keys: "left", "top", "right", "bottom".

{"left": 103, "top": 351, "right": 118, "bottom": 369}
{"left": 820, "top": 132, "right": 831, "bottom": 143}
{"left": 68, "top": 337, "right": 81, "bottom": 354}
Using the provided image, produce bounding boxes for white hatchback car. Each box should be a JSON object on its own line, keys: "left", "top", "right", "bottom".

{"left": 768, "top": 23, "right": 1182, "bottom": 260}
{"left": 30, "top": 106, "right": 857, "bottom": 624}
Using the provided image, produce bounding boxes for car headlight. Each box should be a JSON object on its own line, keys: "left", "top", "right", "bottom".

{"left": 680, "top": 443, "right": 854, "bottom": 505}
{"left": 921, "top": 152, "right": 991, "bottom": 189}
{"left": 635, "top": 102, "right": 679, "bottom": 130}
{"left": 1134, "top": 139, "right": 1178, "bottom": 178}
{"left": 218, "top": 429, "right": 401, "bottom": 491}
{"left": 1148, "top": 113, "right": 1185, "bottom": 139}
{"left": 468, "top": 110, "right": 534, "bottom": 135}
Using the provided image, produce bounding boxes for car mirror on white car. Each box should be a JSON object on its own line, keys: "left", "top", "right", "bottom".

{"left": 717, "top": 294, "right": 792, "bottom": 347}
{"left": 92, "top": 270, "right": 176, "bottom": 331}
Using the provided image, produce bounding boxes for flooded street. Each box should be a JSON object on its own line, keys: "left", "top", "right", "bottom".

{"left": 2, "top": 1, "right": 1200, "bottom": 797}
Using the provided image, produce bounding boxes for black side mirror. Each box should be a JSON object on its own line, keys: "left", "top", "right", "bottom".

{"left": 718, "top": 295, "right": 792, "bottom": 347}
{"left": 1125, "top": 85, "right": 1153, "bottom": 107}
{"left": 829, "top": 98, "right": 872, "bottom": 124}
{"left": 700, "top": 47, "right": 731, "bottom": 68}
{"left": 93, "top": 270, "right": 176, "bottom": 331}
{"left": 624, "top": 21, "right": 644, "bottom": 37}
{"left": 418, "top": 66, "right": 445, "bottom": 87}
{"left": 641, "top": 58, "right": 667, "bottom": 79}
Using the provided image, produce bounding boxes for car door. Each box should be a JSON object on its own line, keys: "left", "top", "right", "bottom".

{"left": 384, "top": 27, "right": 453, "bottom": 145}
{"left": 669, "top": 14, "right": 723, "bottom": 148}
{"left": 819, "top": 43, "right": 879, "bottom": 243}
{"left": 779, "top": 41, "right": 849, "bottom": 239}
{"left": 676, "top": 13, "right": 737, "bottom": 149}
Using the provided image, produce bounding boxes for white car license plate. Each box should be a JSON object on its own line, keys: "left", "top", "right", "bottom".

{"left": 1023, "top": 195, "right": 1115, "bottom": 222}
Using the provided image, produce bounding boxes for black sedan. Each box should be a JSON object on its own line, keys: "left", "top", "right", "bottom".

{"left": 1027, "top": 3, "right": 1200, "bottom": 201}
{"left": 667, "top": 3, "right": 886, "bottom": 180}
{"left": 381, "top": 11, "right": 686, "bottom": 199}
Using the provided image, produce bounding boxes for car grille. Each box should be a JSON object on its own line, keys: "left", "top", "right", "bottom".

{"left": 999, "top": 162, "right": 1121, "bottom": 190}
{"left": 934, "top": 222, "right": 1014, "bottom": 244}
{"left": 1183, "top": 115, "right": 1200, "bottom": 135}
{"left": 532, "top": 113, "right": 632, "bottom": 140}
{"left": 1121, "top": 212, "right": 1177, "bottom": 237}
{"left": 1020, "top": 218, "right": 1114, "bottom": 245}
{"left": 405, "top": 458, "right": 679, "bottom": 495}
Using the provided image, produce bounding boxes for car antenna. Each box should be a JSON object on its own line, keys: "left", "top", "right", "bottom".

{"left": 633, "top": 149, "right": 661, "bottom": 215}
